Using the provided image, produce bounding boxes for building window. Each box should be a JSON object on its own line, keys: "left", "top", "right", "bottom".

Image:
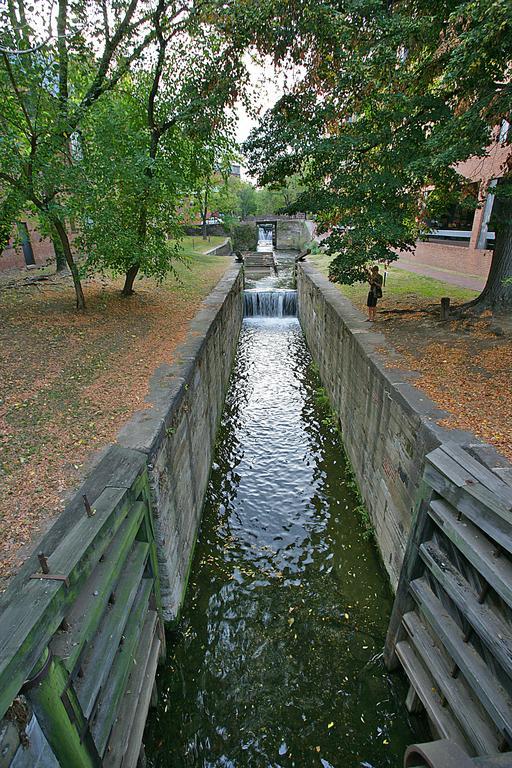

{"left": 498, "top": 119, "right": 510, "bottom": 144}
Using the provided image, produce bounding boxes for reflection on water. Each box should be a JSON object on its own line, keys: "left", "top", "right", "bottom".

{"left": 144, "top": 316, "right": 425, "bottom": 767}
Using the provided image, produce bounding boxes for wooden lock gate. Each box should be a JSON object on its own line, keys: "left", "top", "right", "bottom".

{"left": 0, "top": 446, "right": 164, "bottom": 768}
{"left": 385, "top": 442, "right": 512, "bottom": 766}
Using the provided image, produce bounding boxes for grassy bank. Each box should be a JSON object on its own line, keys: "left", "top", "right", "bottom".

{"left": 309, "top": 253, "right": 478, "bottom": 304}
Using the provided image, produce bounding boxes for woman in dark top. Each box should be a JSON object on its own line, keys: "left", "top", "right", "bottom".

{"left": 366, "top": 265, "right": 383, "bottom": 322}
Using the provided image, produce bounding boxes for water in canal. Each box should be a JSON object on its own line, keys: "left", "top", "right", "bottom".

{"left": 144, "top": 253, "right": 425, "bottom": 767}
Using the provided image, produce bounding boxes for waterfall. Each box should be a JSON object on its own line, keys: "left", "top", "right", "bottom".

{"left": 243, "top": 290, "right": 297, "bottom": 318}
{"left": 258, "top": 226, "right": 273, "bottom": 243}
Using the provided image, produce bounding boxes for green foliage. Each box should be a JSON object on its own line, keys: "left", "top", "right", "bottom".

{"left": 0, "top": 190, "right": 23, "bottom": 251}
{"left": 238, "top": 183, "right": 258, "bottom": 218}
{"left": 73, "top": 85, "right": 201, "bottom": 281}
{"left": 242, "top": 0, "right": 512, "bottom": 298}
{"left": 209, "top": 176, "right": 256, "bottom": 219}
{"left": 0, "top": 1, "right": 173, "bottom": 307}
{"left": 231, "top": 222, "right": 258, "bottom": 251}
{"left": 254, "top": 176, "right": 304, "bottom": 215}
{"left": 0, "top": 0, "right": 249, "bottom": 304}
{"left": 308, "top": 240, "right": 323, "bottom": 255}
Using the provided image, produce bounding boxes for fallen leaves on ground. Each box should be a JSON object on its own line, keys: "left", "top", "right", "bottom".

{"left": 355, "top": 294, "right": 512, "bottom": 462}
{"left": 0, "top": 264, "right": 228, "bottom": 588}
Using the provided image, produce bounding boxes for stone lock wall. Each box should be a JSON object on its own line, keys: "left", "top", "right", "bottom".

{"left": 296, "top": 263, "right": 509, "bottom": 588}
{"left": 205, "top": 238, "right": 233, "bottom": 257}
{"left": 118, "top": 265, "right": 243, "bottom": 619}
{"left": 276, "top": 220, "right": 311, "bottom": 251}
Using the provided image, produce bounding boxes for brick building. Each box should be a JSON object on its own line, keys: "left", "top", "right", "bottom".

{"left": 0, "top": 219, "right": 57, "bottom": 273}
{"left": 403, "top": 121, "right": 511, "bottom": 280}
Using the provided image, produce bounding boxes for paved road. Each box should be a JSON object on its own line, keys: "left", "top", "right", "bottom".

{"left": 394, "top": 257, "right": 486, "bottom": 291}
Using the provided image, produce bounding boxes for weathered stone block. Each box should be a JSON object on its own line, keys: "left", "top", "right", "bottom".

{"left": 297, "top": 263, "right": 507, "bottom": 591}
{"left": 118, "top": 266, "right": 243, "bottom": 620}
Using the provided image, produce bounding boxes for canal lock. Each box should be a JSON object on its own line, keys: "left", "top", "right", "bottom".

{"left": 143, "top": 248, "right": 427, "bottom": 767}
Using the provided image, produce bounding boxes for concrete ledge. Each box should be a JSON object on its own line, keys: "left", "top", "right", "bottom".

{"left": 204, "top": 238, "right": 232, "bottom": 257}
{"left": 297, "top": 262, "right": 511, "bottom": 589}
{"left": 118, "top": 264, "right": 244, "bottom": 619}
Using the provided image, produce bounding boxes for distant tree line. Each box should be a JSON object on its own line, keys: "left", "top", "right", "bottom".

{"left": 207, "top": 174, "right": 304, "bottom": 224}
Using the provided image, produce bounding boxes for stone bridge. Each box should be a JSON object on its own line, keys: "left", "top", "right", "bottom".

{"left": 241, "top": 215, "right": 314, "bottom": 250}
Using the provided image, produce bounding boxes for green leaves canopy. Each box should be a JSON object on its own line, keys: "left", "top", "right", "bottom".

{"left": 242, "top": 0, "right": 512, "bottom": 287}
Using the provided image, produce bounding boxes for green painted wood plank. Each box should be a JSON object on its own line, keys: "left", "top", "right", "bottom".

{"left": 91, "top": 578, "right": 153, "bottom": 756}
{"left": 48, "top": 487, "right": 129, "bottom": 577}
{"left": 0, "top": 447, "right": 146, "bottom": 611}
{"left": 74, "top": 542, "right": 149, "bottom": 718}
{"left": 104, "top": 614, "right": 159, "bottom": 768}
{"left": 0, "top": 578, "right": 61, "bottom": 719}
{"left": 121, "top": 633, "right": 161, "bottom": 768}
{"left": 0, "top": 487, "right": 131, "bottom": 719}
{"left": 395, "top": 639, "right": 470, "bottom": 751}
{"left": 429, "top": 499, "right": 512, "bottom": 610}
{"left": 51, "top": 502, "right": 147, "bottom": 672}
{"left": 403, "top": 610, "right": 500, "bottom": 755}
{"left": 27, "top": 655, "right": 96, "bottom": 768}
{"left": 409, "top": 577, "right": 512, "bottom": 743}
{"left": 437, "top": 444, "right": 512, "bottom": 502}
{"left": 424, "top": 462, "right": 512, "bottom": 555}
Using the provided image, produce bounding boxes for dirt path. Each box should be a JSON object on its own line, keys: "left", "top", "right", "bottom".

{"left": 0, "top": 257, "right": 229, "bottom": 589}
{"left": 366, "top": 301, "right": 511, "bottom": 462}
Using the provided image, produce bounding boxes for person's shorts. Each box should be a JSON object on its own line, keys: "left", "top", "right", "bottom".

{"left": 367, "top": 291, "right": 378, "bottom": 307}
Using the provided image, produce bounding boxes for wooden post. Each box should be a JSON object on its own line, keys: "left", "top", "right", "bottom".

{"left": 405, "top": 685, "right": 424, "bottom": 714}
{"left": 26, "top": 651, "right": 96, "bottom": 768}
{"left": 440, "top": 297, "right": 450, "bottom": 320}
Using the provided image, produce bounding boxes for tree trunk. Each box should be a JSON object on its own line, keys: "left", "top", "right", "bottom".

{"left": 465, "top": 190, "right": 512, "bottom": 311}
{"left": 122, "top": 263, "right": 140, "bottom": 295}
{"left": 202, "top": 187, "right": 208, "bottom": 240}
{"left": 52, "top": 232, "right": 67, "bottom": 272}
{"left": 122, "top": 202, "right": 147, "bottom": 296}
{"left": 52, "top": 217, "right": 85, "bottom": 310}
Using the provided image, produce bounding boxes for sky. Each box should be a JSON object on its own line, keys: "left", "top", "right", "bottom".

{"left": 231, "top": 54, "right": 294, "bottom": 180}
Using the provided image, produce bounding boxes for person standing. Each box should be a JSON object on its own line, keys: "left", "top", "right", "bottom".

{"left": 366, "top": 265, "right": 383, "bottom": 321}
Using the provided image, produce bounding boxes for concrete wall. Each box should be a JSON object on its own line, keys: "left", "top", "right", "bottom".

{"left": 118, "top": 264, "right": 243, "bottom": 619}
{"left": 205, "top": 238, "right": 233, "bottom": 257}
{"left": 297, "top": 263, "right": 509, "bottom": 589}
{"left": 276, "top": 219, "right": 311, "bottom": 250}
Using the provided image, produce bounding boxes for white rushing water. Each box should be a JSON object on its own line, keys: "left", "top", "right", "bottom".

{"left": 243, "top": 289, "right": 297, "bottom": 317}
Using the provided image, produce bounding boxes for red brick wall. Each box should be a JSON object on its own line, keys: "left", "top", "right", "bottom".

{"left": 398, "top": 241, "right": 492, "bottom": 279}
{"left": 0, "top": 221, "right": 56, "bottom": 272}
{"left": 456, "top": 140, "right": 511, "bottom": 184}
